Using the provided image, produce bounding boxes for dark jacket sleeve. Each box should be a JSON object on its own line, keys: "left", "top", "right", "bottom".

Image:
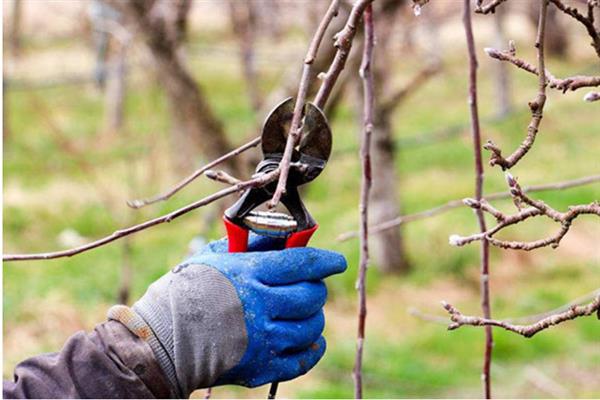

{"left": 3, "top": 320, "right": 173, "bottom": 399}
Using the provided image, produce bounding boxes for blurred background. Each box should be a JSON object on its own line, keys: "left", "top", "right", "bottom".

{"left": 3, "top": 0, "right": 599, "bottom": 398}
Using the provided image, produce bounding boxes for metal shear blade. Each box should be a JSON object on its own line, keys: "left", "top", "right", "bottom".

{"left": 261, "top": 97, "right": 332, "bottom": 183}
{"left": 223, "top": 97, "right": 332, "bottom": 251}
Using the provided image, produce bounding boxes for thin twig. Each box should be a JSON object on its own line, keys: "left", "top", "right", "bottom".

{"left": 407, "top": 289, "right": 600, "bottom": 326}
{"left": 508, "top": 289, "right": 600, "bottom": 324}
{"left": 549, "top": 0, "right": 600, "bottom": 57}
{"left": 3, "top": 170, "right": 280, "bottom": 261}
{"left": 484, "top": 46, "right": 600, "bottom": 92}
{"left": 411, "top": 289, "right": 600, "bottom": 326}
{"left": 127, "top": 136, "right": 261, "bottom": 208}
{"left": 441, "top": 295, "right": 600, "bottom": 338}
{"left": 475, "top": 0, "right": 509, "bottom": 14}
{"left": 204, "top": 169, "right": 241, "bottom": 186}
{"left": 451, "top": 173, "right": 600, "bottom": 251}
{"left": 411, "top": 0, "right": 431, "bottom": 16}
{"left": 463, "top": 0, "right": 493, "bottom": 396}
{"left": 484, "top": 2, "right": 549, "bottom": 170}
{"left": 228, "top": 1, "right": 262, "bottom": 113}
{"left": 336, "top": 174, "right": 600, "bottom": 241}
{"left": 268, "top": 0, "right": 341, "bottom": 209}
{"left": 353, "top": 5, "right": 373, "bottom": 399}
{"left": 408, "top": 307, "right": 450, "bottom": 325}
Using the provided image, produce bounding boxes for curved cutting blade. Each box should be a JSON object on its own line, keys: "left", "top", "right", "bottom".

{"left": 261, "top": 97, "right": 294, "bottom": 155}
{"left": 298, "top": 102, "right": 332, "bottom": 162}
{"left": 260, "top": 97, "right": 332, "bottom": 184}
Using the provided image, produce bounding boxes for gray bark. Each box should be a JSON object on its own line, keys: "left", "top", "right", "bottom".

{"left": 369, "top": 112, "right": 410, "bottom": 274}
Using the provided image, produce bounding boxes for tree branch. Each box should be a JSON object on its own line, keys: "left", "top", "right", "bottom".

{"left": 451, "top": 173, "right": 600, "bottom": 251}
{"left": 268, "top": 0, "right": 341, "bottom": 208}
{"left": 204, "top": 170, "right": 241, "bottom": 186}
{"left": 484, "top": 46, "right": 600, "bottom": 92}
{"left": 314, "top": 0, "right": 375, "bottom": 109}
{"left": 353, "top": 5, "right": 374, "bottom": 398}
{"left": 336, "top": 174, "right": 600, "bottom": 242}
{"left": 484, "top": 2, "right": 549, "bottom": 170}
{"left": 127, "top": 136, "right": 261, "bottom": 208}
{"left": 3, "top": 169, "right": 279, "bottom": 261}
{"left": 475, "top": 0, "right": 509, "bottom": 14}
{"left": 549, "top": 0, "right": 600, "bottom": 57}
{"left": 411, "top": 0, "right": 432, "bottom": 16}
{"left": 3, "top": 0, "right": 374, "bottom": 263}
{"left": 441, "top": 295, "right": 600, "bottom": 338}
{"left": 463, "top": 0, "right": 493, "bottom": 396}
{"left": 411, "top": 290, "right": 600, "bottom": 326}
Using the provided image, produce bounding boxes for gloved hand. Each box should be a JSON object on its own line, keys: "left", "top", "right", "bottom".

{"left": 108, "top": 234, "right": 347, "bottom": 398}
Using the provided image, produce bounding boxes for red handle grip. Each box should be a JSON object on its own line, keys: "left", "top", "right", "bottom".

{"left": 224, "top": 217, "right": 249, "bottom": 252}
{"left": 285, "top": 224, "right": 318, "bottom": 248}
{"left": 223, "top": 217, "right": 318, "bottom": 252}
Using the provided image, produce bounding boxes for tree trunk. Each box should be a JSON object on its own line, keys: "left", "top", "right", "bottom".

{"left": 155, "top": 51, "right": 239, "bottom": 173}
{"left": 107, "top": 0, "right": 240, "bottom": 174}
{"left": 9, "top": 0, "right": 23, "bottom": 57}
{"left": 104, "top": 40, "right": 127, "bottom": 134}
{"left": 3, "top": 76, "right": 10, "bottom": 143}
{"left": 369, "top": 112, "right": 410, "bottom": 274}
{"left": 526, "top": 2, "right": 569, "bottom": 58}
{"left": 493, "top": 6, "right": 512, "bottom": 118}
{"left": 365, "top": 0, "right": 412, "bottom": 274}
{"left": 229, "top": 1, "right": 262, "bottom": 113}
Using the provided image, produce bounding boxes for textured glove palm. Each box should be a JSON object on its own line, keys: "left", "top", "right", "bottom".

{"left": 131, "top": 234, "right": 347, "bottom": 398}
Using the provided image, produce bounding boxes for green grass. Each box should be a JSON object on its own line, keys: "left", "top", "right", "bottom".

{"left": 3, "top": 31, "right": 600, "bottom": 398}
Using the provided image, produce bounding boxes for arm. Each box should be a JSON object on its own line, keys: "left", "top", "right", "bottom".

{"left": 3, "top": 320, "right": 171, "bottom": 399}
{"left": 5, "top": 234, "right": 346, "bottom": 399}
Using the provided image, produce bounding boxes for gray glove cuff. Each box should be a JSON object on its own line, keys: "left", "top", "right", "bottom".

{"left": 127, "top": 263, "right": 248, "bottom": 398}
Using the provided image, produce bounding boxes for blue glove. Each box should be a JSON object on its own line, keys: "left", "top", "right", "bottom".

{"left": 109, "top": 234, "right": 347, "bottom": 398}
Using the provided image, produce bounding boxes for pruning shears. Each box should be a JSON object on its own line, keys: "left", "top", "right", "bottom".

{"left": 223, "top": 97, "right": 332, "bottom": 252}
{"left": 222, "top": 97, "right": 332, "bottom": 399}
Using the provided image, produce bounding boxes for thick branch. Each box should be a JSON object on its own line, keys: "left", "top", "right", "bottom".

{"left": 353, "top": 5, "right": 374, "bottom": 399}
{"left": 442, "top": 296, "right": 600, "bottom": 338}
{"left": 463, "top": 0, "right": 493, "bottom": 396}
